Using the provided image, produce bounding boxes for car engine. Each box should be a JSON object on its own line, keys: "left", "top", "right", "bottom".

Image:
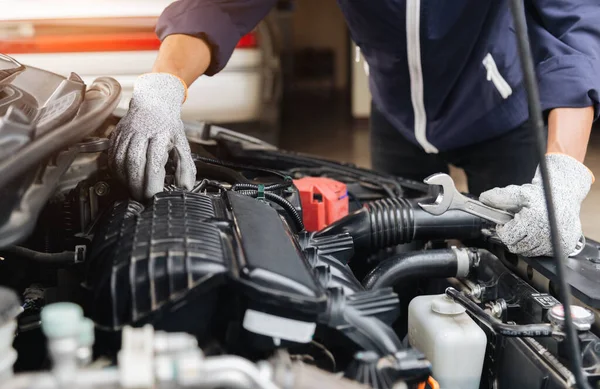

{"left": 1, "top": 56, "right": 600, "bottom": 389}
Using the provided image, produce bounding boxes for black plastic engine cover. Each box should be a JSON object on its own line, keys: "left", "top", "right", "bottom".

{"left": 84, "top": 192, "right": 228, "bottom": 330}
{"left": 227, "top": 192, "right": 322, "bottom": 299}
{"left": 85, "top": 190, "right": 327, "bottom": 331}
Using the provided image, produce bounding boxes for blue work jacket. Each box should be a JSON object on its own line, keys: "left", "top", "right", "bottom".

{"left": 158, "top": 0, "right": 600, "bottom": 152}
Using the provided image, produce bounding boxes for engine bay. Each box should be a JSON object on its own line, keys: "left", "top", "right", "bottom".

{"left": 1, "top": 56, "right": 600, "bottom": 389}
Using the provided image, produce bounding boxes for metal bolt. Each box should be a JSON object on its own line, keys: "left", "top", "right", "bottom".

{"left": 75, "top": 246, "right": 86, "bottom": 263}
{"left": 94, "top": 182, "right": 110, "bottom": 197}
{"left": 490, "top": 302, "right": 504, "bottom": 319}
{"left": 469, "top": 284, "right": 483, "bottom": 299}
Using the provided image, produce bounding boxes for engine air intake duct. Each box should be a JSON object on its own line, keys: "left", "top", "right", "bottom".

{"left": 314, "top": 197, "right": 485, "bottom": 253}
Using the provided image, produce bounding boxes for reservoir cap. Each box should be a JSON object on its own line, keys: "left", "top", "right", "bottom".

{"left": 431, "top": 294, "right": 466, "bottom": 315}
{"left": 41, "top": 302, "right": 83, "bottom": 339}
{"left": 548, "top": 304, "right": 594, "bottom": 331}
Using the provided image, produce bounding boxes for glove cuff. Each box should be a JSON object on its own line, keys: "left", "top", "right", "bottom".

{"left": 533, "top": 153, "right": 594, "bottom": 203}
{"left": 132, "top": 73, "right": 187, "bottom": 108}
{"left": 150, "top": 73, "right": 188, "bottom": 103}
{"left": 546, "top": 152, "right": 595, "bottom": 184}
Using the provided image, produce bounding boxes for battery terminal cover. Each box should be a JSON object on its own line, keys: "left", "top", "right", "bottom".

{"left": 293, "top": 177, "right": 349, "bottom": 232}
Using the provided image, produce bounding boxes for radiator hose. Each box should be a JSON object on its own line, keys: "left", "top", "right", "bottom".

{"left": 314, "top": 197, "right": 486, "bottom": 254}
{"left": 363, "top": 248, "right": 475, "bottom": 289}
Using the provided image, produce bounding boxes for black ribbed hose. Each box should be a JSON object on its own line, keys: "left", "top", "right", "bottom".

{"left": 315, "top": 197, "right": 485, "bottom": 253}
{"left": 366, "top": 198, "right": 415, "bottom": 249}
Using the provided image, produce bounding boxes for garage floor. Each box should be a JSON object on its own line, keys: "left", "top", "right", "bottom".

{"left": 280, "top": 93, "right": 600, "bottom": 240}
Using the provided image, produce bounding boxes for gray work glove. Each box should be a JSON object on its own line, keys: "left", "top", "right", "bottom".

{"left": 479, "top": 154, "right": 593, "bottom": 257}
{"left": 109, "top": 73, "right": 196, "bottom": 200}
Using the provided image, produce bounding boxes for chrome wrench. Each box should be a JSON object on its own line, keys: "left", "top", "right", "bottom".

{"left": 417, "top": 173, "right": 586, "bottom": 256}
{"left": 418, "top": 173, "right": 513, "bottom": 224}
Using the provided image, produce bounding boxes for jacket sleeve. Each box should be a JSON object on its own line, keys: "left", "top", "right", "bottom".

{"left": 527, "top": 0, "right": 600, "bottom": 119}
{"left": 156, "top": 0, "right": 277, "bottom": 76}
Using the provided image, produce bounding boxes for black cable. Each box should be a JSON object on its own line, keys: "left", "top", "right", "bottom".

{"left": 309, "top": 340, "right": 336, "bottom": 371}
{"left": 232, "top": 181, "right": 293, "bottom": 192}
{"left": 260, "top": 151, "right": 420, "bottom": 194}
{"left": 445, "top": 287, "right": 559, "bottom": 338}
{"left": 508, "top": 1, "right": 589, "bottom": 387}
{"left": 192, "top": 154, "right": 291, "bottom": 182}
{"left": 236, "top": 190, "right": 305, "bottom": 231}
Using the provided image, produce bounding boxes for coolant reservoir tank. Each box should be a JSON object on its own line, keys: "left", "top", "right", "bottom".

{"left": 408, "top": 294, "right": 487, "bottom": 389}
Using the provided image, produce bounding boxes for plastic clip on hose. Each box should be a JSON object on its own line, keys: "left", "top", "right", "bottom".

{"left": 257, "top": 184, "right": 265, "bottom": 201}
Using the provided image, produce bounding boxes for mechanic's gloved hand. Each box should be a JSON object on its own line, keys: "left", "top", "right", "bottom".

{"left": 479, "top": 154, "right": 593, "bottom": 257}
{"left": 109, "top": 73, "right": 196, "bottom": 200}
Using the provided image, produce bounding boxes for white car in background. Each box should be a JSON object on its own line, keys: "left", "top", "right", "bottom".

{"left": 0, "top": 0, "right": 283, "bottom": 141}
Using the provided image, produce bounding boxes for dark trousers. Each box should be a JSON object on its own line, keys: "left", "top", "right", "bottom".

{"left": 370, "top": 104, "right": 541, "bottom": 196}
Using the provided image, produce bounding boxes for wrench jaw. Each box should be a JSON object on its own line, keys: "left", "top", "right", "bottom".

{"left": 422, "top": 173, "right": 454, "bottom": 188}
{"left": 418, "top": 173, "right": 455, "bottom": 216}
{"left": 418, "top": 196, "right": 447, "bottom": 216}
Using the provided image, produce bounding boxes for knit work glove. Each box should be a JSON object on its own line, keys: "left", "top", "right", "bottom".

{"left": 109, "top": 73, "right": 196, "bottom": 200}
{"left": 479, "top": 154, "right": 593, "bottom": 257}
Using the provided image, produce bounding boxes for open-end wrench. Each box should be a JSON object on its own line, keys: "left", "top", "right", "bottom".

{"left": 417, "top": 173, "right": 513, "bottom": 224}
{"left": 417, "top": 173, "right": 586, "bottom": 256}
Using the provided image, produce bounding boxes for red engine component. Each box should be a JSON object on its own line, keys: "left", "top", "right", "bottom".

{"left": 293, "top": 177, "right": 349, "bottom": 232}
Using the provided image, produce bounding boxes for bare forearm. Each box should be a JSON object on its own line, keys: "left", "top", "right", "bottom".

{"left": 547, "top": 107, "right": 594, "bottom": 163}
{"left": 152, "top": 34, "right": 212, "bottom": 87}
